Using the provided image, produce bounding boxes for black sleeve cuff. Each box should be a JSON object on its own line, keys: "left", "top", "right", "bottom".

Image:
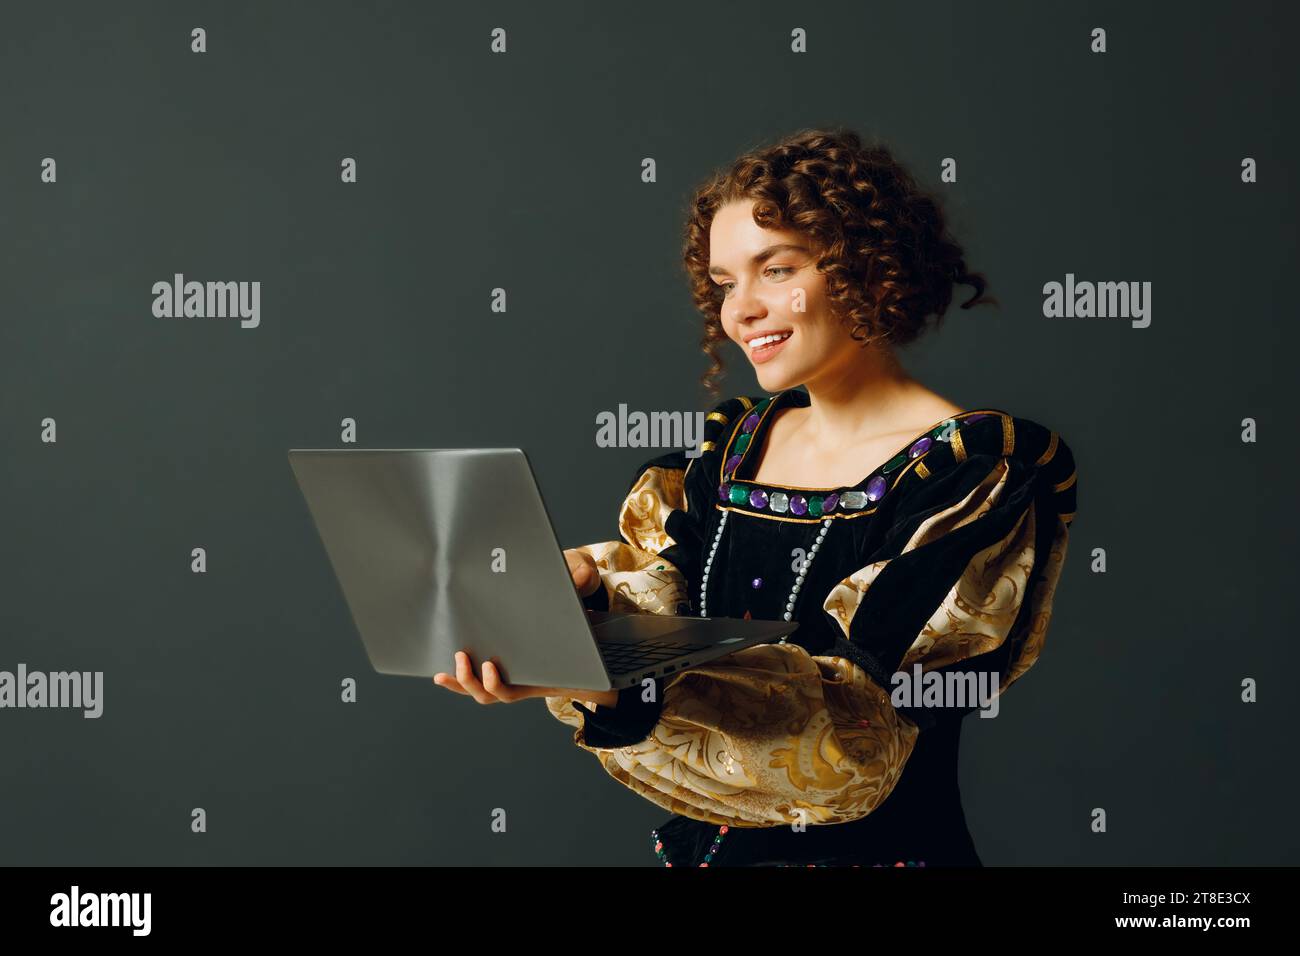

{"left": 573, "top": 677, "right": 665, "bottom": 748}
{"left": 829, "top": 628, "right": 941, "bottom": 730}
{"left": 581, "top": 582, "right": 610, "bottom": 613}
{"left": 827, "top": 630, "right": 893, "bottom": 692}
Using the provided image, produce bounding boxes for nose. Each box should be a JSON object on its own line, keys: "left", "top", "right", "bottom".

{"left": 726, "top": 280, "right": 767, "bottom": 327}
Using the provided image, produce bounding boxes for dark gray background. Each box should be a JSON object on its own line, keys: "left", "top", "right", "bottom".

{"left": 1, "top": 0, "right": 1295, "bottom": 865}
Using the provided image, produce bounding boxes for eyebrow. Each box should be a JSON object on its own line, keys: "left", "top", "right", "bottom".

{"left": 708, "top": 243, "right": 810, "bottom": 277}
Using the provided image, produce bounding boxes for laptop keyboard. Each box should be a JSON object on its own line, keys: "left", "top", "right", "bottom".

{"left": 598, "top": 639, "right": 714, "bottom": 674}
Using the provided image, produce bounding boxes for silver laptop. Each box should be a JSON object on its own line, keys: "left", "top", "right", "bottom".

{"left": 288, "top": 448, "right": 798, "bottom": 691}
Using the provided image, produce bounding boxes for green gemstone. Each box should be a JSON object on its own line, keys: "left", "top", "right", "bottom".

{"left": 703, "top": 854, "right": 713, "bottom": 861}
{"left": 808, "top": 496, "right": 823, "bottom": 517}
{"left": 734, "top": 432, "right": 751, "bottom": 453}
{"left": 729, "top": 484, "right": 750, "bottom": 504}
{"left": 882, "top": 453, "right": 907, "bottom": 472}
{"left": 656, "top": 565, "right": 664, "bottom": 570}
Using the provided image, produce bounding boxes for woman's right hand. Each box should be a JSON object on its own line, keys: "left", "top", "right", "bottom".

{"left": 564, "top": 548, "right": 601, "bottom": 598}
{"left": 430, "top": 549, "right": 613, "bottom": 707}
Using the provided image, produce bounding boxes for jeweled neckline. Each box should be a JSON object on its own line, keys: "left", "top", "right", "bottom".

{"left": 715, "top": 388, "right": 1000, "bottom": 519}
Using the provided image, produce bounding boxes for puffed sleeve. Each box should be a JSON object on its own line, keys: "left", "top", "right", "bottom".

{"left": 544, "top": 395, "right": 750, "bottom": 750}
{"left": 549, "top": 411, "right": 1078, "bottom": 828}
{"left": 546, "top": 450, "right": 700, "bottom": 749}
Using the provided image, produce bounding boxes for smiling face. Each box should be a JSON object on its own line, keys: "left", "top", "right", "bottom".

{"left": 709, "top": 199, "right": 861, "bottom": 393}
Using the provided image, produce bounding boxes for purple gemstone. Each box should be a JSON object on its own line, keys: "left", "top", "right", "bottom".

{"left": 823, "top": 492, "right": 839, "bottom": 512}
{"left": 718, "top": 482, "right": 730, "bottom": 502}
{"left": 789, "top": 494, "right": 808, "bottom": 516}
{"left": 909, "top": 436, "right": 933, "bottom": 457}
{"left": 865, "top": 475, "right": 888, "bottom": 502}
{"left": 741, "top": 412, "right": 761, "bottom": 433}
{"left": 965, "top": 413, "right": 988, "bottom": 423}
{"left": 751, "top": 577, "right": 763, "bottom": 589}
{"left": 749, "top": 488, "right": 769, "bottom": 509}
{"left": 725, "top": 454, "right": 742, "bottom": 475}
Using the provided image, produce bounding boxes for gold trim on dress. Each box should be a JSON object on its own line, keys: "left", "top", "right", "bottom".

{"left": 716, "top": 394, "right": 778, "bottom": 485}
{"left": 1036, "top": 431, "right": 1059, "bottom": 467}
{"left": 713, "top": 427, "right": 965, "bottom": 522}
{"left": 1053, "top": 470, "right": 1077, "bottom": 493}
{"left": 716, "top": 504, "right": 876, "bottom": 523}
{"left": 720, "top": 389, "right": 1006, "bottom": 495}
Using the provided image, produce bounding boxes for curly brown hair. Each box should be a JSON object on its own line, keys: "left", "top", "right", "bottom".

{"left": 682, "top": 127, "right": 996, "bottom": 395}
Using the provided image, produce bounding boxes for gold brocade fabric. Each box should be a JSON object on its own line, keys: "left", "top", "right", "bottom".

{"left": 546, "top": 646, "right": 918, "bottom": 826}
{"left": 546, "top": 455, "right": 1072, "bottom": 827}
{"left": 564, "top": 466, "right": 691, "bottom": 616}
{"left": 824, "top": 457, "right": 1068, "bottom": 693}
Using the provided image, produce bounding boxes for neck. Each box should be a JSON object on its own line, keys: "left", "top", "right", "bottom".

{"left": 796, "top": 345, "right": 922, "bottom": 447}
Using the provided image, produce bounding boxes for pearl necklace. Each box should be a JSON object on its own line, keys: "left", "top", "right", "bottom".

{"left": 699, "top": 509, "right": 835, "bottom": 631}
{"left": 650, "top": 508, "right": 831, "bottom": 867}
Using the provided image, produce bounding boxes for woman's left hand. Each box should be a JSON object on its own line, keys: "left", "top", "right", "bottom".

{"left": 433, "top": 649, "right": 620, "bottom": 709}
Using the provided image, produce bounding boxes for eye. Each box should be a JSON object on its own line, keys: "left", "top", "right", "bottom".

{"left": 715, "top": 266, "right": 796, "bottom": 296}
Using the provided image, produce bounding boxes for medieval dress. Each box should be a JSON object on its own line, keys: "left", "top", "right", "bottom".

{"left": 545, "top": 386, "right": 1078, "bottom": 867}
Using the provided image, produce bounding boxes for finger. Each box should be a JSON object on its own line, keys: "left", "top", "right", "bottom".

{"left": 455, "top": 651, "right": 496, "bottom": 705}
{"left": 480, "top": 660, "right": 523, "bottom": 703}
{"left": 566, "top": 552, "right": 599, "bottom": 596}
{"left": 432, "top": 673, "right": 469, "bottom": 696}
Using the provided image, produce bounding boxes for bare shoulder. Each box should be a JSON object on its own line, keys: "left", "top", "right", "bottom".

{"left": 885, "top": 388, "right": 967, "bottom": 437}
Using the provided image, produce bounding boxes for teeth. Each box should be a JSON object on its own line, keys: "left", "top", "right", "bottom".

{"left": 748, "top": 331, "right": 791, "bottom": 350}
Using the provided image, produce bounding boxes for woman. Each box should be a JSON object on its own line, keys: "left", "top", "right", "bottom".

{"left": 433, "top": 128, "right": 1078, "bottom": 867}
